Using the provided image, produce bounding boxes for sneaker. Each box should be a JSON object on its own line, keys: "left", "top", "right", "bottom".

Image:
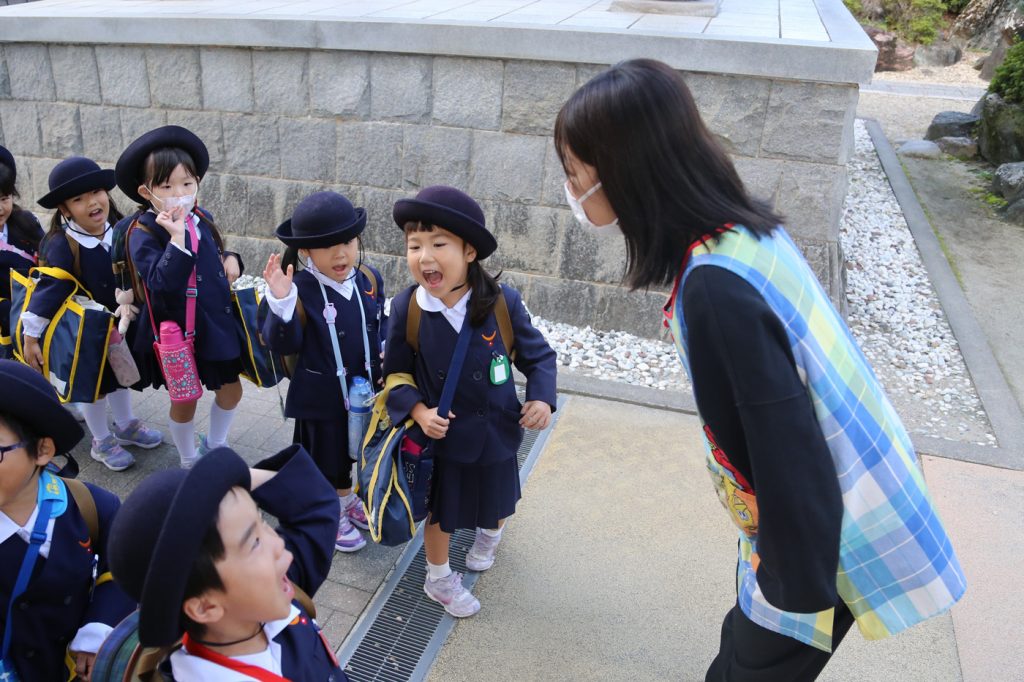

{"left": 113, "top": 419, "right": 164, "bottom": 449}
{"left": 423, "top": 572, "right": 480, "bottom": 618}
{"left": 344, "top": 495, "right": 369, "bottom": 530}
{"left": 90, "top": 434, "right": 135, "bottom": 472}
{"left": 465, "top": 529, "right": 502, "bottom": 572}
{"left": 335, "top": 513, "right": 366, "bottom": 553}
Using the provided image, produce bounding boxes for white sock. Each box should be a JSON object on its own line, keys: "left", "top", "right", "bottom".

{"left": 81, "top": 400, "right": 111, "bottom": 441}
{"left": 106, "top": 389, "right": 136, "bottom": 429}
{"left": 427, "top": 560, "right": 452, "bottom": 581}
{"left": 168, "top": 419, "right": 196, "bottom": 463}
{"left": 207, "top": 403, "right": 236, "bottom": 449}
{"left": 481, "top": 527, "right": 502, "bottom": 538}
{"left": 339, "top": 492, "right": 358, "bottom": 514}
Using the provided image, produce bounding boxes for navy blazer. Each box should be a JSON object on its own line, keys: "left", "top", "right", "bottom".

{"left": 262, "top": 267, "right": 387, "bottom": 422}
{"left": 0, "top": 212, "right": 43, "bottom": 337}
{"left": 127, "top": 209, "right": 242, "bottom": 363}
{"left": 29, "top": 230, "right": 118, "bottom": 317}
{"left": 383, "top": 285, "right": 557, "bottom": 466}
{"left": 0, "top": 481, "right": 137, "bottom": 681}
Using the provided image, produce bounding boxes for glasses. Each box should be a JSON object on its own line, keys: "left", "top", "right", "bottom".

{"left": 0, "top": 441, "right": 26, "bottom": 463}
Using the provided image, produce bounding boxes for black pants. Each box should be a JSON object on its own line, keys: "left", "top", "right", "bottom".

{"left": 705, "top": 601, "right": 855, "bottom": 682}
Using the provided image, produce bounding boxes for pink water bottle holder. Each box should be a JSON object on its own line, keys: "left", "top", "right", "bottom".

{"left": 144, "top": 217, "right": 203, "bottom": 403}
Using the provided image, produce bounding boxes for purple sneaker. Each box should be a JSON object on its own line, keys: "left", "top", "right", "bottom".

{"left": 344, "top": 495, "right": 369, "bottom": 530}
{"left": 465, "top": 529, "right": 502, "bottom": 572}
{"left": 335, "top": 513, "right": 366, "bottom": 553}
{"left": 423, "top": 572, "right": 480, "bottom": 618}
{"left": 113, "top": 419, "right": 163, "bottom": 449}
{"left": 90, "top": 434, "right": 135, "bottom": 472}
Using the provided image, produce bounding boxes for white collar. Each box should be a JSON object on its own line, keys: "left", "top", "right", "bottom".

{"left": 169, "top": 604, "right": 300, "bottom": 681}
{"left": 307, "top": 258, "right": 354, "bottom": 300}
{"left": 0, "top": 506, "right": 57, "bottom": 558}
{"left": 416, "top": 285, "right": 471, "bottom": 332}
{"left": 64, "top": 221, "right": 113, "bottom": 251}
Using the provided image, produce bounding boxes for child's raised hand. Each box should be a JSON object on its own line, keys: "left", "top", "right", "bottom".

{"left": 154, "top": 205, "right": 186, "bottom": 242}
{"left": 412, "top": 403, "right": 455, "bottom": 440}
{"left": 262, "top": 253, "right": 294, "bottom": 299}
{"left": 520, "top": 400, "right": 552, "bottom": 431}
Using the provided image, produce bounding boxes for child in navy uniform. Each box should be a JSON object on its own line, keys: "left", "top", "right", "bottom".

{"left": 21, "top": 157, "right": 163, "bottom": 472}
{"left": 384, "top": 186, "right": 557, "bottom": 617}
{"left": 0, "top": 359, "right": 136, "bottom": 681}
{"left": 115, "top": 126, "right": 245, "bottom": 468}
{"left": 0, "top": 147, "right": 44, "bottom": 360}
{"left": 108, "top": 444, "right": 346, "bottom": 681}
{"left": 262, "top": 191, "right": 387, "bottom": 553}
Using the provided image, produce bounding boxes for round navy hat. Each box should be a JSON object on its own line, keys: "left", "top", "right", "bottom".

{"left": 0, "top": 359, "right": 83, "bottom": 454}
{"left": 275, "top": 191, "right": 367, "bottom": 249}
{"left": 115, "top": 125, "right": 209, "bottom": 205}
{"left": 107, "top": 447, "right": 251, "bottom": 647}
{"left": 393, "top": 185, "right": 496, "bottom": 259}
{"left": 0, "top": 145, "right": 15, "bottom": 185}
{"left": 37, "top": 157, "right": 116, "bottom": 210}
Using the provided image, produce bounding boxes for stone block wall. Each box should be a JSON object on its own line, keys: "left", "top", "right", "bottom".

{"left": 0, "top": 42, "right": 856, "bottom": 338}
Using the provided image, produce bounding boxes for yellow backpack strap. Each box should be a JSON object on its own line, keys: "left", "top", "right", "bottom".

{"left": 406, "top": 293, "right": 421, "bottom": 355}
{"left": 495, "top": 290, "right": 516, "bottom": 361}
{"left": 31, "top": 266, "right": 92, "bottom": 299}
{"left": 293, "top": 584, "right": 316, "bottom": 620}
{"left": 358, "top": 264, "right": 378, "bottom": 299}
{"left": 63, "top": 478, "right": 99, "bottom": 547}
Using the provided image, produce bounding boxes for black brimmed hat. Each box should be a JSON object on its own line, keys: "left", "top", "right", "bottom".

{"left": 0, "top": 359, "right": 83, "bottom": 454}
{"left": 393, "top": 185, "right": 496, "bottom": 259}
{"left": 107, "top": 447, "right": 251, "bottom": 647}
{"left": 37, "top": 157, "right": 116, "bottom": 210}
{"left": 275, "top": 191, "right": 366, "bottom": 249}
{"left": 0, "top": 145, "right": 15, "bottom": 184}
{"left": 115, "top": 125, "right": 209, "bottom": 205}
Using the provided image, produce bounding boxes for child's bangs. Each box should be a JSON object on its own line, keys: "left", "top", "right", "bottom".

{"left": 402, "top": 220, "right": 440, "bottom": 235}
{"left": 144, "top": 147, "right": 200, "bottom": 187}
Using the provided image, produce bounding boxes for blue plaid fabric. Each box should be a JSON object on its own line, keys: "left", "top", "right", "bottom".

{"left": 665, "top": 226, "right": 966, "bottom": 652}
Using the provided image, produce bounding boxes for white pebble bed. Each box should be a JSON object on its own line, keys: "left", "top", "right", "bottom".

{"left": 841, "top": 120, "right": 994, "bottom": 446}
{"left": 235, "top": 125, "right": 996, "bottom": 445}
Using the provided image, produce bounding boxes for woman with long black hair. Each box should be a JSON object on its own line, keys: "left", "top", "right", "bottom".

{"left": 555, "top": 58, "right": 965, "bottom": 681}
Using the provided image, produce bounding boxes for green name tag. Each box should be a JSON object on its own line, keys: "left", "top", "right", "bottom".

{"left": 490, "top": 353, "right": 510, "bottom": 385}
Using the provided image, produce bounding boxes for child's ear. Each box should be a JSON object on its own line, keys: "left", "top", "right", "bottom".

{"left": 138, "top": 184, "right": 152, "bottom": 202}
{"left": 183, "top": 592, "right": 226, "bottom": 626}
{"left": 297, "top": 248, "right": 309, "bottom": 261}
{"left": 463, "top": 242, "right": 477, "bottom": 264}
{"left": 33, "top": 437, "right": 56, "bottom": 469}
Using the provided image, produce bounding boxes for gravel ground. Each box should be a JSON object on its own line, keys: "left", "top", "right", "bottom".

{"left": 871, "top": 54, "right": 989, "bottom": 87}
{"left": 235, "top": 124, "right": 996, "bottom": 444}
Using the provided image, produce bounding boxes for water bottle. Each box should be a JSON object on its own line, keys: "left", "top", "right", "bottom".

{"left": 347, "top": 375, "right": 374, "bottom": 461}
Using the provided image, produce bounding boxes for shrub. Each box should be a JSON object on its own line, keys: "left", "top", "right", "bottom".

{"left": 885, "top": 0, "right": 947, "bottom": 45}
{"left": 990, "top": 40, "right": 1024, "bottom": 104}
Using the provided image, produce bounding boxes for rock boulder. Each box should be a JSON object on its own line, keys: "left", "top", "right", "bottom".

{"left": 926, "top": 111, "right": 981, "bottom": 140}
{"left": 978, "top": 92, "right": 1024, "bottom": 164}
{"left": 914, "top": 40, "right": 963, "bottom": 68}
{"left": 897, "top": 140, "right": 943, "bottom": 158}
{"left": 936, "top": 136, "right": 978, "bottom": 159}
{"left": 993, "top": 161, "right": 1024, "bottom": 203}
{"left": 866, "top": 27, "right": 916, "bottom": 72}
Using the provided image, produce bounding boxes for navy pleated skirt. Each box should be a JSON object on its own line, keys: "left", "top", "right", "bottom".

{"left": 294, "top": 418, "right": 353, "bottom": 490}
{"left": 428, "top": 454, "right": 521, "bottom": 534}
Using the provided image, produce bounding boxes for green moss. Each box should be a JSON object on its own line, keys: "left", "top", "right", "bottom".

{"left": 984, "top": 192, "right": 1009, "bottom": 208}
{"left": 990, "top": 40, "right": 1024, "bottom": 105}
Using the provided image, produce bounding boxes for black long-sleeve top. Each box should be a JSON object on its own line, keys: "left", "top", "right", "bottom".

{"left": 681, "top": 265, "right": 844, "bottom": 614}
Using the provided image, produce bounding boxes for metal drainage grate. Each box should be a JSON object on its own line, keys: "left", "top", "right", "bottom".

{"left": 339, "top": 394, "right": 566, "bottom": 682}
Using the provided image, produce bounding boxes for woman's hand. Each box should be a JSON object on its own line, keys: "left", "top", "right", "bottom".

{"left": 262, "top": 253, "right": 294, "bottom": 300}
{"left": 412, "top": 403, "right": 454, "bottom": 440}
{"left": 23, "top": 335, "right": 44, "bottom": 373}
{"left": 520, "top": 400, "right": 552, "bottom": 431}
{"left": 223, "top": 253, "right": 241, "bottom": 285}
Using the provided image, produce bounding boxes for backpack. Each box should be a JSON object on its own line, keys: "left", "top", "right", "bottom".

{"left": 406, "top": 287, "right": 516, "bottom": 360}
{"left": 91, "top": 577, "right": 318, "bottom": 682}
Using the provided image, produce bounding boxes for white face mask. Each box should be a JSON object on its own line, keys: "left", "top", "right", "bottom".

{"left": 149, "top": 190, "right": 196, "bottom": 215}
{"left": 564, "top": 181, "right": 619, "bottom": 233}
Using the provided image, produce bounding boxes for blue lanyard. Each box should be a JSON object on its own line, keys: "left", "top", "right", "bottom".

{"left": 1, "top": 497, "right": 55, "bottom": 662}
{"left": 317, "top": 279, "right": 371, "bottom": 411}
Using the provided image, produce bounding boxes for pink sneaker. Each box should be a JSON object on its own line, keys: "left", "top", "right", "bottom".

{"left": 335, "top": 513, "right": 366, "bottom": 553}
{"left": 423, "top": 572, "right": 480, "bottom": 618}
{"left": 344, "top": 495, "right": 369, "bottom": 530}
{"left": 465, "top": 529, "right": 502, "bottom": 572}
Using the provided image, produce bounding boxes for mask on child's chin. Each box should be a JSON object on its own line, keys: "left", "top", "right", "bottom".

{"left": 563, "top": 181, "right": 620, "bottom": 235}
